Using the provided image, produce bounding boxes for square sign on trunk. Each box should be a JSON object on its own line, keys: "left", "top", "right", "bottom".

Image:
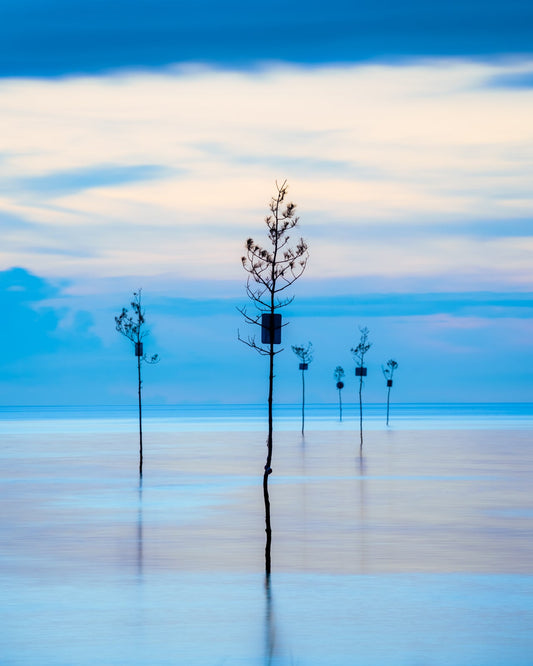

{"left": 261, "top": 313, "right": 282, "bottom": 344}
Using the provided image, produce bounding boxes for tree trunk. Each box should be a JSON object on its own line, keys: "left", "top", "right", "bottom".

{"left": 359, "top": 373, "right": 363, "bottom": 450}
{"left": 338, "top": 388, "right": 343, "bottom": 422}
{"left": 301, "top": 368, "right": 305, "bottom": 435}
{"left": 137, "top": 353, "right": 143, "bottom": 478}
{"left": 266, "top": 334, "right": 274, "bottom": 472}
{"left": 264, "top": 318, "right": 274, "bottom": 575}
{"left": 386, "top": 385, "right": 391, "bottom": 426}
{"left": 263, "top": 470, "right": 272, "bottom": 574}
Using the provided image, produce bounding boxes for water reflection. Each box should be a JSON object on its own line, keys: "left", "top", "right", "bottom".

{"left": 137, "top": 479, "right": 143, "bottom": 578}
{"left": 264, "top": 573, "right": 277, "bottom": 665}
{"left": 358, "top": 451, "right": 367, "bottom": 573}
{"left": 358, "top": 450, "right": 366, "bottom": 476}
{"left": 1, "top": 425, "right": 532, "bottom": 664}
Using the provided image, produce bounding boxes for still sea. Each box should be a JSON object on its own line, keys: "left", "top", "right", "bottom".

{"left": 1, "top": 403, "right": 532, "bottom": 665}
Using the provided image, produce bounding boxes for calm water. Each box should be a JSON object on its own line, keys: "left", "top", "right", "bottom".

{"left": 1, "top": 402, "right": 532, "bottom": 433}
{"left": 1, "top": 404, "right": 532, "bottom": 665}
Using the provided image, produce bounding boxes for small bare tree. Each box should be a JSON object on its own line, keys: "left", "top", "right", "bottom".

{"left": 351, "top": 327, "right": 371, "bottom": 450}
{"left": 238, "top": 180, "right": 308, "bottom": 574}
{"left": 292, "top": 342, "right": 313, "bottom": 434}
{"left": 115, "top": 289, "right": 159, "bottom": 478}
{"left": 382, "top": 359, "right": 398, "bottom": 426}
{"left": 334, "top": 366, "right": 345, "bottom": 422}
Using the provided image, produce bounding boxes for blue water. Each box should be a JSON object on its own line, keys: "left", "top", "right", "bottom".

{"left": 2, "top": 572, "right": 532, "bottom": 666}
{"left": 0, "top": 402, "right": 531, "bottom": 434}
{"left": 1, "top": 405, "right": 532, "bottom": 664}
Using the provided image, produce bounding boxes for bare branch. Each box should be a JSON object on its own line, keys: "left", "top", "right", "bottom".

{"left": 351, "top": 326, "right": 372, "bottom": 364}
{"left": 334, "top": 366, "right": 345, "bottom": 382}
{"left": 292, "top": 342, "right": 314, "bottom": 364}
{"left": 115, "top": 289, "right": 158, "bottom": 364}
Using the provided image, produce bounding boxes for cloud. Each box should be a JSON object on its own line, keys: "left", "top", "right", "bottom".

{"left": 2, "top": 267, "right": 60, "bottom": 352}
{"left": 110, "top": 291, "right": 533, "bottom": 320}
{"left": 2, "top": 266, "right": 532, "bottom": 405}
{"left": 487, "top": 70, "right": 533, "bottom": 89}
{"left": 13, "top": 164, "right": 175, "bottom": 198}
{"left": 0, "top": 59, "right": 532, "bottom": 291}
{"left": 1, "top": 267, "right": 99, "bottom": 367}
{"left": 288, "top": 292, "right": 533, "bottom": 319}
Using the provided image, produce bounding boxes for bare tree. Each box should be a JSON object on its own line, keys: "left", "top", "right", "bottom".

{"left": 115, "top": 289, "right": 159, "bottom": 478}
{"left": 351, "top": 327, "right": 371, "bottom": 450}
{"left": 292, "top": 342, "right": 313, "bottom": 434}
{"left": 382, "top": 359, "right": 398, "bottom": 426}
{"left": 334, "top": 365, "right": 345, "bottom": 422}
{"left": 238, "top": 180, "right": 308, "bottom": 574}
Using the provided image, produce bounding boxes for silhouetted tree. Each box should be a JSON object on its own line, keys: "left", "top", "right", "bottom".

{"left": 334, "top": 365, "right": 345, "bottom": 422}
{"left": 292, "top": 342, "right": 313, "bottom": 434}
{"left": 382, "top": 359, "right": 398, "bottom": 426}
{"left": 115, "top": 289, "right": 159, "bottom": 478}
{"left": 238, "top": 180, "right": 308, "bottom": 574}
{"left": 351, "top": 327, "right": 371, "bottom": 450}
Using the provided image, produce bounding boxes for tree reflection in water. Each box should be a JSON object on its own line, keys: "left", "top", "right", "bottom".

{"left": 264, "top": 573, "right": 276, "bottom": 665}
{"left": 137, "top": 478, "right": 143, "bottom": 578}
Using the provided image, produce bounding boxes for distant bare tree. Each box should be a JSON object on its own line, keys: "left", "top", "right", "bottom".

{"left": 382, "top": 359, "right": 398, "bottom": 426}
{"left": 334, "top": 365, "right": 345, "bottom": 422}
{"left": 351, "top": 326, "right": 371, "bottom": 450}
{"left": 292, "top": 342, "right": 313, "bottom": 434}
{"left": 238, "top": 180, "right": 308, "bottom": 574}
{"left": 115, "top": 289, "right": 159, "bottom": 478}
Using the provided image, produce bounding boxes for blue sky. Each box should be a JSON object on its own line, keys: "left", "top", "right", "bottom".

{"left": 1, "top": 1, "right": 532, "bottom": 405}
{"left": 2, "top": 1, "right": 532, "bottom": 75}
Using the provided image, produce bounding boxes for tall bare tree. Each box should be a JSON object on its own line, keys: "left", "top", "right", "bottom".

{"left": 334, "top": 365, "right": 345, "bottom": 422}
{"left": 238, "top": 180, "right": 308, "bottom": 574}
{"left": 351, "top": 326, "right": 371, "bottom": 450}
{"left": 292, "top": 342, "right": 313, "bottom": 434}
{"left": 115, "top": 289, "right": 159, "bottom": 478}
{"left": 382, "top": 359, "right": 398, "bottom": 426}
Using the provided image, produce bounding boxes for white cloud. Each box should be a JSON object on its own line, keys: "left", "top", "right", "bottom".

{"left": 1, "top": 59, "right": 532, "bottom": 287}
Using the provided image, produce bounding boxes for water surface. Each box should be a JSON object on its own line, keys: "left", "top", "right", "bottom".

{"left": 1, "top": 406, "right": 532, "bottom": 664}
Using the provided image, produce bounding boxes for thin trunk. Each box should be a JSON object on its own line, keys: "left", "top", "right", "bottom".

{"left": 137, "top": 353, "right": 143, "bottom": 478}
{"left": 264, "top": 311, "right": 274, "bottom": 575}
{"left": 359, "top": 373, "right": 363, "bottom": 450}
{"left": 264, "top": 195, "right": 281, "bottom": 575}
{"left": 266, "top": 334, "right": 274, "bottom": 472}
{"left": 301, "top": 369, "right": 305, "bottom": 435}
{"left": 263, "top": 471, "right": 272, "bottom": 575}
{"left": 338, "top": 388, "right": 343, "bottom": 422}
{"left": 386, "top": 385, "right": 391, "bottom": 426}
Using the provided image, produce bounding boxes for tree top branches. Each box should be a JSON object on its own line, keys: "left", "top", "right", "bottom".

{"left": 115, "top": 289, "right": 159, "bottom": 364}
{"left": 241, "top": 180, "right": 308, "bottom": 313}
{"left": 351, "top": 326, "right": 371, "bottom": 365}
{"left": 292, "top": 342, "right": 313, "bottom": 364}
{"left": 238, "top": 180, "right": 309, "bottom": 356}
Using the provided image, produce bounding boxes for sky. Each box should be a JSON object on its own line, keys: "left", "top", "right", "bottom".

{"left": 1, "top": 0, "right": 532, "bottom": 406}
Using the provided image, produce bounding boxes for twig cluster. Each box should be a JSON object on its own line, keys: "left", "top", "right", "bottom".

{"left": 237, "top": 180, "right": 308, "bottom": 356}
{"left": 382, "top": 359, "right": 398, "bottom": 380}
{"left": 115, "top": 290, "right": 159, "bottom": 364}
{"left": 292, "top": 342, "right": 313, "bottom": 364}
{"left": 351, "top": 326, "right": 371, "bottom": 365}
